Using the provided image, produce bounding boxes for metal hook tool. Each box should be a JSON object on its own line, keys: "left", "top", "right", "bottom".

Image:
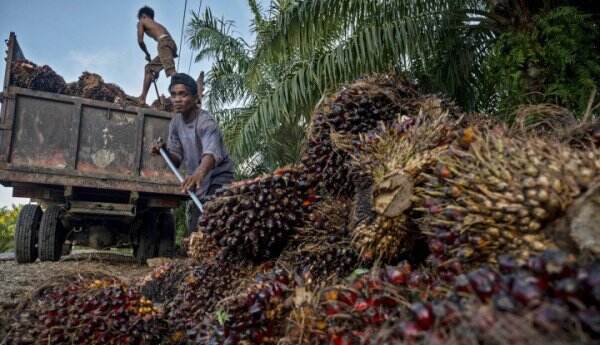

{"left": 159, "top": 146, "right": 204, "bottom": 212}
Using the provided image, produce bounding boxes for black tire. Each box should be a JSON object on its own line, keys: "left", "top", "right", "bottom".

{"left": 38, "top": 205, "right": 65, "bottom": 262}
{"left": 15, "top": 204, "right": 42, "bottom": 263}
{"left": 157, "top": 211, "right": 176, "bottom": 257}
{"left": 133, "top": 210, "right": 160, "bottom": 264}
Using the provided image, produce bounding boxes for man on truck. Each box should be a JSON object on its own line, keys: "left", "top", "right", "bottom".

{"left": 151, "top": 73, "right": 234, "bottom": 235}
{"left": 137, "top": 6, "right": 178, "bottom": 105}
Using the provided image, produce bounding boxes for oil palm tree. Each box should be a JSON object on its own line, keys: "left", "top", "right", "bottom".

{"left": 188, "top": 1, "right": 306, "bottom": 177}
{"left": 188, "top": 0, "right": 599, "bottom": 176}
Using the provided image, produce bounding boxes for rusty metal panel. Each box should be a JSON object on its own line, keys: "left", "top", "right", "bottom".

{"left": 76, "top": 106, "right": 137, "bottom": 176}
{"left": 12, "top": 183, "right": 64, "bottom": 201}
{"left": 0, "top": 169, "right": 183, "bottom": 195}
{"left": 10, "top": 95, "right": 74, "bottom": 168}
{"left": 140, "top": 114, "right": 178, "bottom": 183}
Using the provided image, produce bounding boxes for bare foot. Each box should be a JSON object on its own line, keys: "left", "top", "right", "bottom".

{"left": 136, "top": 96, "right": 147, "bottom": 106}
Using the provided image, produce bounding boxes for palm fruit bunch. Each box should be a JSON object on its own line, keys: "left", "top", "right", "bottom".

{"left": 416, "top": 128, "right": 600, "bottom": 267}
{"left": 205, "top": 269, "right": 293, "bottom": 345}
{"left": 301, "top": 262, "right": 446, "bottom": 345}
{"left": 372, "top": 304, "right": 584, "bottom": 345}
{"left": 61, "top": 72, "right": 129, "bottom": 104}
{"left": 349, "top": 104, "right": 460, "bottom": 262}
{"left": 139, "top": 261, "right": 191, "bottom": 303}
{"left": 278, "top": 197, "right": 359, "bottom": 283}
{"left": 369, "top": 250, "right": 600, "bottom": 344}
{"left": 301, "top": 75, "right": 424, "bottom": 196}
{"left": 10, "top": 59, "right": 66, "bottom": 93}
{"left": 198, "top": 167, "right": 316, "bottom": 261}
{"left": 284, "top": 251, "right": 598, "bottom": 345}
{"left": 187, "top": 230, "right": 220, "bottom": 262}
{"left": 164, "top": 257, "right": 255, "bottom": 344}
{"left": 5, "top": 274, "right": 167, "bottom": 345}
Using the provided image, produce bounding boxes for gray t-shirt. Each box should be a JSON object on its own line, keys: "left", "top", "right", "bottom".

{"left": 167, "top": 109, "right": 234, "bottom": 197}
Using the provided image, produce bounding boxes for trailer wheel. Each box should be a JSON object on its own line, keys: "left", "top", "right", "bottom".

{"left": 15, "top": 204, "right": 42, "bottom": 263}
{"left": 157, "top": 211, "right": 176, "bottom": 257}
{"left": 38, "top": 205, "right": 65, "bottom": 262}
{"left": 133, "top": 210, "right": 160, "bottom": 264}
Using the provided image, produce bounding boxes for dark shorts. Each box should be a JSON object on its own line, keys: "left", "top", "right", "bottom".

{"left": 146, "top": 36, "right": 177, "bottom": 77}
{"left": 185, "top": 184, "right": 222, "bottom": 236}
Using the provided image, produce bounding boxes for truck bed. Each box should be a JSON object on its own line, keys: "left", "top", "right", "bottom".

{"left": 0, "top": 32, "right": 181, "bottom": 199}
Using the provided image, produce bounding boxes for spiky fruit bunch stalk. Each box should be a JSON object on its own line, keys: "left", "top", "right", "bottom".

{"left": 198, "top": 167, "right": 316, "bottom": 261}
{"left": 139, "top": 261, "right": 191, "bottom": 303}
{"left": 349, "top": 109, "right": 460, "bottom": 262}
{"left": 205, "top": 269, "right": 293, "bottom": 345}
{"left": 417, "top": 129, "right": 600, "bottom": 266}
{"left": 164, "top": 258, "right": 253, "bottom": 344}
{"left": 5, "top": 275, "right": 167, "bottom": 345}
{"left": 278, "top": 198, "right": 360, "bottom": 283}
{"left": 10, "top": 59, "right": 66, "bottom": 93}
{"left": 301, "top": 76, "right": 426, "bottom": 196}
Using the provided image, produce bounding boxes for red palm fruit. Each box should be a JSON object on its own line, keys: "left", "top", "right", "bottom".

{"left": 353, "top": 299, "right": 369, "bottom": 312}
{"left": 331, "top": 333, "right": 354, "bottom": 345}
{"left": 410, "top": 302, "right": 434, "bottom": 330}
{"left": 498, "top": 255, "right": 519, "bottom": 274}
{"left": 326, "top": 302, "right": 343, "bottom": 316}
{"left": 338, "top": 290, "right": 358, "bottom": 306}
{"left": 467, "top": 270, "right": 495, "bottom": 300}
{"left": 552, "top": 278, "right": 578, "bottom": 300}
{"left": 400, "top": 321, "right": 421, "bottom": 340}
{"left": 370, "top": 311, "right": 386, "bottom": 325}
{"left": 511, "top": 277, "right": 543, "bottom": 307}
{"left": 454, "top": 274, "right": 472, "bottom": 293}
{"left": 428, "top": 240, "right": 445, "bottom": 255}
{"left": 386, "top": 265, "right": 410, "bottom": 285}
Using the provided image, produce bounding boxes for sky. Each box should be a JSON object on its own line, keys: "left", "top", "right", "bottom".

{"left": 0, "top": 0, "right": 259, "bottom": 207}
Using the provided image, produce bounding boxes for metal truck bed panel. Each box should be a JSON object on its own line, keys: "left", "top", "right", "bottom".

{"left": 0, "top": 33, "right": 182, "bottom": 197}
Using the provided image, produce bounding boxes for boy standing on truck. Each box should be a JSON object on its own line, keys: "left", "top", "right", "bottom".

{"left": 151, "top": 73, "right": 234, "bottom": 235}
{"left": 137, "top": 6, "right": 178, "bottom": 105}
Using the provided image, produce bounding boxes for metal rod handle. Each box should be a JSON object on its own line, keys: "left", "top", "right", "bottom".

{"left": 159, "top": 147, "right": 204, "bottom": 212}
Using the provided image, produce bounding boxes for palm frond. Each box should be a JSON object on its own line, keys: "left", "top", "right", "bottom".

{"left": 236, "top": 15, "right": 459, "bottom": 156}
{"left": 187, "top": 8, "right": 250, "bottom": 64}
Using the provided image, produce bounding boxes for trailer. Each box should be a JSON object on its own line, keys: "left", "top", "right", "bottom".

{"left": 0, "top": 32, "right": 185, "bottom": 263}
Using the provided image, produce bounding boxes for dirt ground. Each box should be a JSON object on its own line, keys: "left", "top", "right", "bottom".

{"left": 0, "top": 254, "right": 155, "bottom": 340}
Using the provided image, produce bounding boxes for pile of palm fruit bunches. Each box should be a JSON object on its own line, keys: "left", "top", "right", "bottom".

{"left": 4, "top": 75, "right": 600, "bottom": 345}
{"left": 9, "top": 59, "right": 165, "bottom": 108}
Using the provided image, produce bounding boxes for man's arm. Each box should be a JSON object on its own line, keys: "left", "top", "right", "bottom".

{"left": 182, "top": 154, "right": 215, "bottom": 192}
{"left": 151, "top": 119, "right": 183, "bottom": 166}
{"left": 137, "top": 21, "right": 151, "bottom": 61}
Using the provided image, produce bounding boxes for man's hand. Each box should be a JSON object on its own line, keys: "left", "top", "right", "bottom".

{"left": 182, "top": 172, "right": 204, "bottom": 193}
{"left": 145, "top": 54, "right": 152, "bottom": 63}
{"left": 151, "top": 137, "right": 166, "bottom": 156}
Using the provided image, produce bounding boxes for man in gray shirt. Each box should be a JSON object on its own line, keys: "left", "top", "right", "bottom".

{"left": 152, "top": 73, "right": 234, "bottom": 234}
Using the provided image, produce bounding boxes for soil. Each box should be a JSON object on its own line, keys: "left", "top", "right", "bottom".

{"left": 0, "top": 253, "right": 157, "bottom": 340}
